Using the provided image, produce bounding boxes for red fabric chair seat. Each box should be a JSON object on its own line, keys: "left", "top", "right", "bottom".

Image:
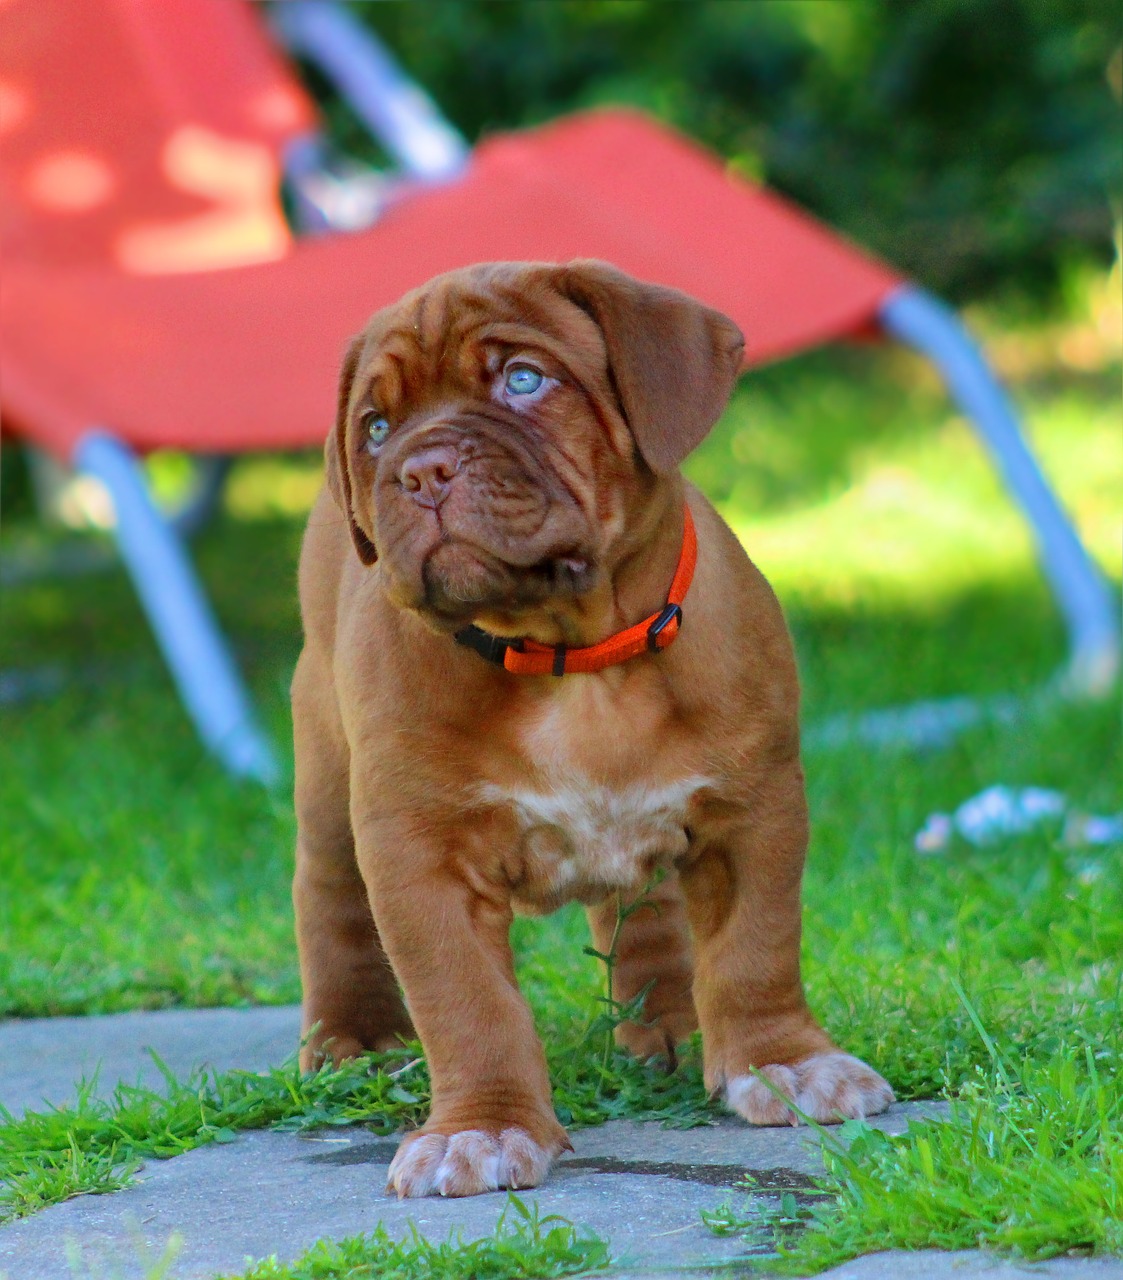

{"left": 3, "top": 109, "right": 900, "bottom": 459}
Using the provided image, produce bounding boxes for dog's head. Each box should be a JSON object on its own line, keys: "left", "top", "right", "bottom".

{"left": 326, "top": 260, "right": 743, "bottom": 634}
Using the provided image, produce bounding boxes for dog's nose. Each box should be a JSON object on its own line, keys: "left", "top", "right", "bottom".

{"left": 399, "top": 447, "right": 459, "bottom": 509}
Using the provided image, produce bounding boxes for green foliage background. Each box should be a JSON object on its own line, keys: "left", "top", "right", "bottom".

{"left": 326, "top": 0, "right": 1122, "bottom": 304}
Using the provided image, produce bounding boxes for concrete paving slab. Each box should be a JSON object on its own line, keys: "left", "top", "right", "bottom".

{"left": 0, "top": 1007, "right": 302, "bottom": 1117}
{"left": 0, "top": 1106, "right": 945, "bottom": 1280}
{"left": 2, "top": 1107, "right": 1118, "bottom": 1280}
{"left": 0, "top": 1008, "right": 1117, "bottom": 1280}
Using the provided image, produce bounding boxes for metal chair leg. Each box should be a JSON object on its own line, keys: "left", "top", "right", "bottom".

{"left": 74, "top": 430, "right": 280, "bottom": 786}
{"left": 880, "top": 285, "right": 1119, "bottom": 697}
{"left": 270, "top": 0, "right": 468, "bottom": 181}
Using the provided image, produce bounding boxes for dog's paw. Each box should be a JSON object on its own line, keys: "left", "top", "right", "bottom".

{"left": 725, "top": 1052, "right": 894, "bottom": 1126}
{"left": 386, "top": 1127, "right": 559, "bottom": 1198}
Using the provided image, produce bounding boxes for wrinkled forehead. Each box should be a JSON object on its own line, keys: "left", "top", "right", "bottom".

{"left": 357, "top": 265, "right": 608, "bottom": 399}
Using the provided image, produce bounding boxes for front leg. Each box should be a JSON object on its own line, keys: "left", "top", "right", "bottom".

{"left": 681, "top": 760, "right": 893, "bottom": 1125}
{"left": 355, "top": 811, "right": 570, "bottom": 1198}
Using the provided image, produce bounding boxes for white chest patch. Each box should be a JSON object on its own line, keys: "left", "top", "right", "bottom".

{"left": 478, "top": 773, "right": 712, "bottom": 912}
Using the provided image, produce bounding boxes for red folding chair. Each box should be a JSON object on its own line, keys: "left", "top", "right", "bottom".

{"left": 1, "top": 0, "right": 1114, "bottom": 781}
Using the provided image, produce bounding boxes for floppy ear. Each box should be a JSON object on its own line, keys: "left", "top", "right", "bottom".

{"left": 324, "top": 334, "right": 378, "bottom": 565}
{"left": 560, "top": 260, "right": 745, "bottom": 473}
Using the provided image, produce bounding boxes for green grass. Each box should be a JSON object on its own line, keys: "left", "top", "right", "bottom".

{"left": 0, "top": 1009, "right": 720, "bottom": 1224}
{"left": 217, "top": 1196, "right": 610, "bottom": 1280}
{"left": 1, "top": 331, "right": 1120, "bottom": 1265}
{"left": 48, "top": 1194, "right": 608, "bottom": 1280}
{"left": 701, "top": 991, "right": 1123, "bottom": 1272}
{"left": 790, "top": 1018, "right": 1123, "bottom": 1267}
{"left": 0, "top": 1052, "right": 420, "bottom": 1224}
{"left": 0, "top": 878, "right": 716, "bottom": 1225}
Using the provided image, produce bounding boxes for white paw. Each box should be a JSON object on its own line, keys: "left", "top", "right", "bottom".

{"left": 726, "top": 1052, "right": 894, "bottom": 1126}
{"left": 386, "top": 1127, "right": 555, "bottom": 1198}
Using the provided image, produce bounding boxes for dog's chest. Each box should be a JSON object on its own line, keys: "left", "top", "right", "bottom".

{"left": 479, "top": 678, "right": 711, "bottom": 913}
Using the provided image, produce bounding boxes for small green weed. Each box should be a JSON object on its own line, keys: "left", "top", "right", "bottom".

{"left": 0, "top": 1132, "right": 139, "bottom": 1221}
{"left": 218, "top": 1195, "right": 610, "bottom": 1280}
{"left": 700, "top": 1197, "right": 758, "bottom": 1238}
{"left": 702, "top": 1190, "right": 820, "bottom": 1260}
{"left": 582, "top": 881, "right": 660, "bottom": 1081}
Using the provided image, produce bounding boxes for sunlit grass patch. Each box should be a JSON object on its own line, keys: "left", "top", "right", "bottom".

{"left": 690, "top": 352, "right": 1122, "bottom": 614}
{"left": 223, "top": 452, "right": 326, "bottom": 524}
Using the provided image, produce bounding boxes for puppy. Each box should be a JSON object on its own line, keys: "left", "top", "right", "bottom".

{"left": 292, "top": 260, "right": 893, "bottom": 1199}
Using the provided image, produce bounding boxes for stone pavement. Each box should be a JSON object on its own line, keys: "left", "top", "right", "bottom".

{"left": 0, "top": 1007, "right": 1119, "bottom": 1280}
{"left": 0, "top": 1005, "right": 300, "bottom": 1118}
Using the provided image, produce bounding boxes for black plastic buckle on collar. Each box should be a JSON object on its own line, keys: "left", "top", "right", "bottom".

{"left": 456, "top": 626, "right": 567, "bottom": 676}
{"left": 454, "top": 625, "right": 516, "bottom": 667}
{"left": 646, "top": 602, "right": 683, "bottom": 652}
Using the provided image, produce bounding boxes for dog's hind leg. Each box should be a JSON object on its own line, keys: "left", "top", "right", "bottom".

{"left": 292, "top": 649, "right": 413, "bottom": 1071}
{"left": 586, "top": 869, "right": 698, "bottom": 1065}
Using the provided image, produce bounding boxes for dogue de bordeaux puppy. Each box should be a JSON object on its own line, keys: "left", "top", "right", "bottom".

{"left": 292, "top": 259, "right": 893, "bottom": 1199}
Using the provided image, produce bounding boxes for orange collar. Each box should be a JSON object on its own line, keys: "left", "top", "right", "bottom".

{"left": 455, "top": 505, "right": 697, "bottom": 677}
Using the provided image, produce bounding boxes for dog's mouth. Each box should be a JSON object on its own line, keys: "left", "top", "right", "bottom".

{"left": 417, "top": 539, "right": 595, "bottom": 625}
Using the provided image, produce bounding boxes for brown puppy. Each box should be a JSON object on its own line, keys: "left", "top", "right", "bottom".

{"left": 292, "top": 260, "right": 893, "bottom": 1200}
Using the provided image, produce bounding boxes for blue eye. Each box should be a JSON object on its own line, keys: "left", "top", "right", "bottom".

{"left": 505, "top": 366, "right": 544, "bottom": 396}
{"left": 364, "top": 413, "right": 390, "bottom": 447}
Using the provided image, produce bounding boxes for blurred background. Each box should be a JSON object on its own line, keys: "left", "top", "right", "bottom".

{"left": 324, "top": 0, "right": 1122, "bottom": 304}
{"left": 1, "top": 1, "right": 1119, "bottom": 1053}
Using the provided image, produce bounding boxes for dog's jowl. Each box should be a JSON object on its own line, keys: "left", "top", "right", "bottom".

{"left": 292, "top": 260, "right": 893, "bottom": 1199}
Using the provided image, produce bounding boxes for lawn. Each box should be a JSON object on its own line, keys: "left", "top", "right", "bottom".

{"left": 1, "top": 307, "right": 1120, "bottom": 1269}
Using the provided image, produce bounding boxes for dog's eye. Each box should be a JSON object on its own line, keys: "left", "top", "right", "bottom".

{"left": 504, "top": 366, "right": 544, "bottom": 396}
{"left": 362, "top": 412, "right": 391, "bottom": 448}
